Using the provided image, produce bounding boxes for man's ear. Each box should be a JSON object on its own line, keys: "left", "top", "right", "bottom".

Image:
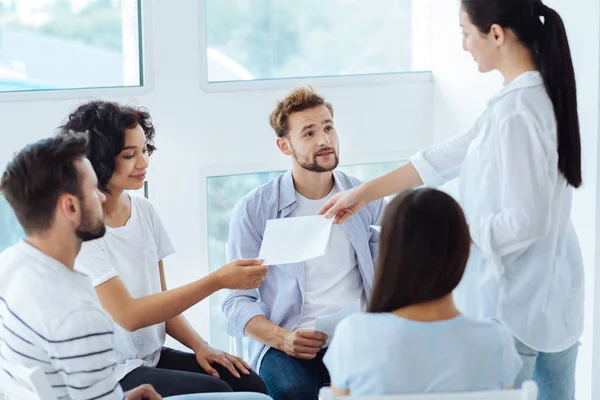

{"left": 276, "top": 137, "right": 293, "bottom": 156}
{"left": 56, "top": 193, "right": 80, "bottom": 225}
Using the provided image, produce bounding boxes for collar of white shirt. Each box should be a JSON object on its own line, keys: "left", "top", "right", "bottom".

{"left": 489, "top": 71, "right": 544, "bottom": 105}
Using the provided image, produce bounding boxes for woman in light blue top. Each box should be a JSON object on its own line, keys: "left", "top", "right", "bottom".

{"left": 323, "top": 188, "right": 523, "bottom": 396}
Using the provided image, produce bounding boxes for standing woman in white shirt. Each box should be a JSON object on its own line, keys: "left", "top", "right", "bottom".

{"left": 319, "top": 1, "right": 583, "bottom": 399}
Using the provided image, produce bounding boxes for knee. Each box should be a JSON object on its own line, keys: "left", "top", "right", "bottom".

{"left": 237, "top": 373, "right": 269, "bottom": 394}
{"left": 203, "top": 378, "right": 234, "bottom": 393}
{"left": 268, "top": 382, "right": 314, "bottom": 400}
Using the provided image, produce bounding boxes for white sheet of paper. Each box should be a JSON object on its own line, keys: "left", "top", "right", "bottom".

{"left": 315, "top": 298, "right": 361, "bottom": 342}
{"left": 258, "top": 215, "right": 334, "bottom": 265}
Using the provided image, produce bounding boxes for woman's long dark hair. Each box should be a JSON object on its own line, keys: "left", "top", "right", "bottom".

{"left": 462, "top": 0, "right": 581, "bottom": 188}
{"left": 368, "top": 189, "right": 471, "bottom": 313}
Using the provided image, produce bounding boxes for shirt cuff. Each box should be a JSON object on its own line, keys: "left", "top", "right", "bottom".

{"left": 227, "top": 300, "right": 270, "bottom": 337}
{"left": 409, "top": 151, "right": 445, "bottom": 188}
{"left": 470, "top": 214, "right": 505, "bottom": 280}
{"left": 90, "top": 270, "right": 120, "bottom": 287}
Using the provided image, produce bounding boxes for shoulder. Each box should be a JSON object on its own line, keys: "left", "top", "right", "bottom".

{"left": 131, "top": 195, "right": 166, "bottom": 240}
{"left": 131, "top": 194, "right": 159, "bottom": 218}
{"left": 334, "top": 170, "right": 364, "bottom": 188}
{"left": 80, "top": 236, "right": 109, "bottom": 255}
{"left": 0, "top": 244, "right": 22, "bottom": 271}
{"left": 233, "top": 175, "right": 283, "bottom": 218}
{"left": 495, "top": 87, "right": 554, "bottom": 130}
{"left": 460, "top": 316, "right": 515, "bottom": 350}
{"left": 335, "top": 170, "right": 382, "bottom": 200}
{"left": 487, "top": 318, "right": 516, "bottom": 345}
{"left": 77, "top": 237, "right": 111, "bottom": 271}
{"left": 460, "top": 314, "right": 504, "bottom": 330}
{"left": 335, "top": 312, "right": 389, "bottom": 338}
{"left": 335, "top": 171, "right": 385, "bottom": 219}
{"left": 50, "top": 304, "right": 114, "bottom": 337}
{"left": 1, "top": 248, "right": 74, "bottom": 303}
{"left": 2, "top": 271, "right": 97, "bottom": 338}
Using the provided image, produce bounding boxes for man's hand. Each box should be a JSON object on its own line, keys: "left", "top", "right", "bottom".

{"left": 195, "top": 344, "right": 252, "bottom": 379}
{"left": 125, "top": 384, "right": 162, "bottom": 400}
{"left": 280, "top": 330, "right": 327, "bottom": 360}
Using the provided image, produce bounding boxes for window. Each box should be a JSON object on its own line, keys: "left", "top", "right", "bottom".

{"left": 206, "top": 160, "right": 404, "bottom": 352}
{"left": 204, "top": 0, "right": 427, "bottom": 83}
{"left": 0, "top": 0, "right": 143, "bottom": 93}
{"left": 0, "top": 184, "right": 146, "bottom": 254}
{"left": 0, "top": 195, "right": 23, "bottom": 253}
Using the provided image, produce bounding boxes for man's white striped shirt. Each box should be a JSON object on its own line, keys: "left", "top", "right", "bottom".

{"left": 0, "top": 240, "right": 124, "bottom": 400}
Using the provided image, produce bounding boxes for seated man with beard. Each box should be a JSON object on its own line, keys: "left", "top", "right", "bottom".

{"left": 0, "top": 132, "right": 161, "bottom": 400}
{"left": 222, "top": 86, "right": 385, "bottom": 400}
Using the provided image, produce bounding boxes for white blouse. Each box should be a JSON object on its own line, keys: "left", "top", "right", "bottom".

{"left": 410, "top": 71, "right": 584, "bottom": 352}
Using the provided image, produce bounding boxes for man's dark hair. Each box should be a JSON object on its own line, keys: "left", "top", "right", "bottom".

{"left": 0, "top": 132, "right": 89, "bottom": 234}
{"left": 59, "top": 101, "right": 156, "bottom": 193}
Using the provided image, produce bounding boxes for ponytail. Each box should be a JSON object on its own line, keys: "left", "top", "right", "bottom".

{"left": 462, "top": 0, "right": 582, "bottom": 187}
{"left": 535, "top": 5, "right": 581, "bottom": 187}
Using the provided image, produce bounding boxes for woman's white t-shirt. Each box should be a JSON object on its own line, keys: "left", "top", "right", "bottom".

{"left": 75, "top": 195, "right": 175, "bottom": 381}
{"left": 410, "top": 71, "right": 584, "bottom": 352}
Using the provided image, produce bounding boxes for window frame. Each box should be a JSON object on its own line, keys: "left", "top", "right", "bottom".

{"left": 198, "top": 0, "right": 433, "bottom": 93}
{"left": 0, "top": 0, "right": 153, "bottom": 103}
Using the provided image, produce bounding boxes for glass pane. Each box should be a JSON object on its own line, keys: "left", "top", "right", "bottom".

{"left": 0, "top": 195, "right": 23, "bottom": 253}
{"left": 205, "top": 0, "right": 418, "bottom": 82}
{"left": 0, "top": 0, "right": 142, "bottom": 92}
{"left": 206, "top": 161, "right": 404, "bottom": 352}
{"left": 0, "top": 183, "right": 146, "bottom": 254}
{"left": 207, "top": 170, "right": 283, "bottom": 353}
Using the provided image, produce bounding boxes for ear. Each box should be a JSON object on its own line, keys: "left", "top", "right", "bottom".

{"left": 489, "top": 24, "right": 505, "bottom": 46}
{"left": 56, "top": 193, "right": 81, "bottom": 224}
{"left": 276, "top": 137, "right": 293, "bottom": 156}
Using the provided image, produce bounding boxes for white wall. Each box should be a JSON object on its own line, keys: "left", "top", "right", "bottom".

{"left": 558, "top": 2, "right": 600, "bottom": 400}
{"left": 593, "top": 3, "right": 600, "bottom": 399}
{"left": 430, "top": 1, "right": 600, "bottom": 399}
{"left": 0, "top": 0, "right": 433, "bottom": 346}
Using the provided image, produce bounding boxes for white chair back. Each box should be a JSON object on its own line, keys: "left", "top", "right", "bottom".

{"left": 229, "top": 335, "right": 246, "bottom": 359}
{"left": 3, "top": 364, "right": 57, "bottom": 400}
{"left": 318, "top": 381, "right": 538, "bottom": 400}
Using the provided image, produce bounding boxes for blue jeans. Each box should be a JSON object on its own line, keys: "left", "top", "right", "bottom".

{"left": 514, "top": 339, "right": 579, "bottom": 400}
{"left": 167, "top": 395, "right": 271, "bottom": 400}
{"left": 259, "top": 348, "right": 330, "bottom": 400}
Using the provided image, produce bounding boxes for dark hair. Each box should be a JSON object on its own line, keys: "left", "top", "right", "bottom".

{"left": 461, "top": 0, "right": 581, "bottom": 188}
{"left": 368, "top": 188, "right": 471, "bottom": 313}
{"left": 269, "top": 86, "right": 334, "bottom": 138}
{"left": 0, "top": 132, "right": 89, "bottom": 234}
{"left": 59, "top": 101, "right": 156, "bottom": 193}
